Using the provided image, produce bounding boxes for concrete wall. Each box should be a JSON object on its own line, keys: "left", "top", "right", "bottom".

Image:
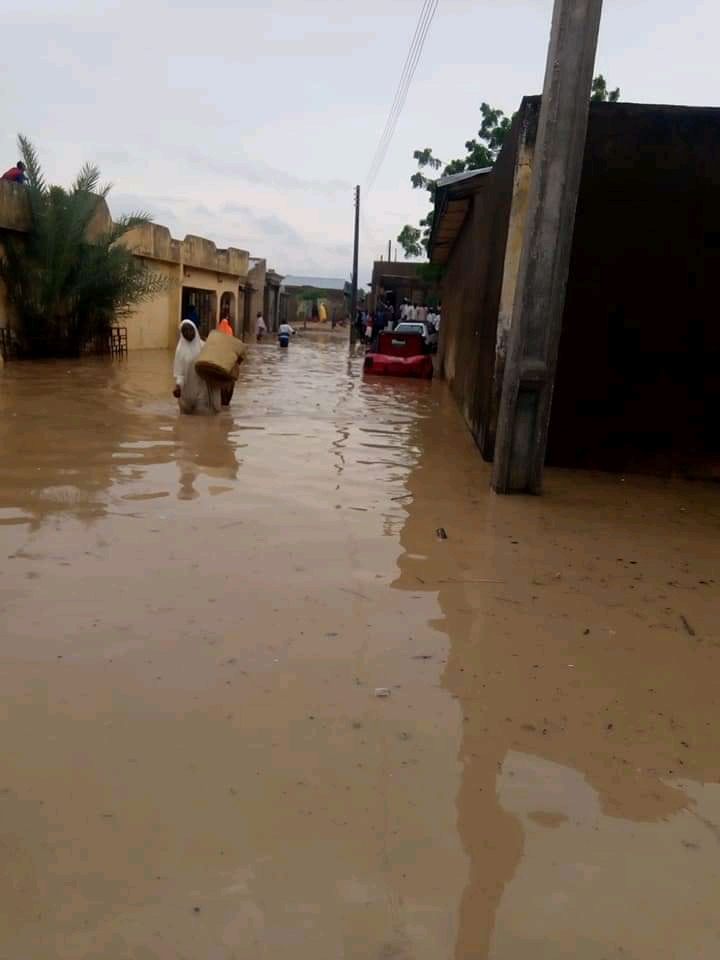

{"left": 371, "top": 261, "right": 440, "bottom": 310}
{"left": 433, "top": 98, "right": 720, "bottom": 476}
{"left": 0, "top": 180, "right": 30, "bottom": 232}
{"left": 0, "top": 262, "right": 12, "bottom": 330}
{"left": 436, "top": 103, "right": 530, "bottom": 459}
{"left": 265, "top": 270, "right": 283, "bottom": 332}
{"left": 247, "top": 259, "right": 266, "bottom": 335}
{"left": 124, "top": 260, "right": 181, "bottom": 351}
{"left": 548, "top": 102, "right": 720, "bottom": 474}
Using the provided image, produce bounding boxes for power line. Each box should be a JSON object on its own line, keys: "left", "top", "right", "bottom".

{"left": 366, "top": 0, "right": 436, "bottom": 189}
{"left": 365, "top": 0, "right": 439, "bottom": 190}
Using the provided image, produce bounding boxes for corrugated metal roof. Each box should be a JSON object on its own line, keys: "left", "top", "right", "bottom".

{"left": 436, "top": 167, "right": 492, "bottom": 189}
{"left": 429, "top": 167, "right": 494, "bottom": 265}
{"left": 282, "top": 276, "right": 348, "bottom": 291}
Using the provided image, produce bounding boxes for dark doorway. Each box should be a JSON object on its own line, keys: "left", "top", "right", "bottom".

{"left": 182, "top": 288, "right": 217, "bottom": 338}
{"left": 219, "top": 292, "right": 236, "bottom": 333}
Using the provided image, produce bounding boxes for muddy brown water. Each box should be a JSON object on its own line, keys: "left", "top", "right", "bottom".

{"left": 0, "top": 336, "right": 719, "bottom": 958}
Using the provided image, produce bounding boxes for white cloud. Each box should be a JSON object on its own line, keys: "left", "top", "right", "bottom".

{"left": 2, "top": 0, "right": 718, "bottom": 278}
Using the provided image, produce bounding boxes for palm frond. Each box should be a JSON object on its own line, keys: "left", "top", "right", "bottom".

{"left": 17, "top": 134, "right": 46, "bottom": 194}
{"left": 71, "top": 162, "right": 102, "bottom": 195}
{"left": 7, "top": 137, "right": 167, "bottom": 357}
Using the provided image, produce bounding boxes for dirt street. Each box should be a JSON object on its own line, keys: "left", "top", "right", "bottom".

{"left": 0, "top": 336, "right": 719, "bottom": 958}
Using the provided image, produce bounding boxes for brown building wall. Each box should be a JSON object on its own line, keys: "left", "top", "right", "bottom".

{"left": 437, "top": 106, "right": 528, "bottom": 460}
{"left": 548, "top": 102, "right": 720, "bottom": 474}
{"left": 433, "top": 98, "right": 720, "bottom": 476}
{"left": 371, "top": 261, "right": 440, "bottom": 312}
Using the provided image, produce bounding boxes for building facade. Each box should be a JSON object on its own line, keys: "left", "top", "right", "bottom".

{"left": 0, "top": 181, "right": 283, "bottom": 351}
{"left": 279, "top": 276, "right": 349, "bottom": 327}
{"left": 370, "top": 260, "right": 441, "bottom": 313}
{"left": 430, "top": 97, "right": 720, "bottom": 477}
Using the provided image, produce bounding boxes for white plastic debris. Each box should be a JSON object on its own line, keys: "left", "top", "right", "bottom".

{"left": 374, "top": 687, "right": 392, "bottom": 698}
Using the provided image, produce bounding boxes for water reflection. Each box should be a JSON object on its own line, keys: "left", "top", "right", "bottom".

{"left": 0, "top": 352, "right": 247, "bottom": 520}
{"left": 0, "top": 354, "right": 177, "bottom": 527}
{"left": 391, "top": 389, "right": 720, "bottom": 957}
{"left": 494, "top": 752, "right": 720, "bottom": 958}
{"left": 173, "top": 414, "right": 240, "bottom": 500}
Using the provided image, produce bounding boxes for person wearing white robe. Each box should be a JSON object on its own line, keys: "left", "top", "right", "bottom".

{"left": 172, "top": 319, "right": 222, "bottom": 414}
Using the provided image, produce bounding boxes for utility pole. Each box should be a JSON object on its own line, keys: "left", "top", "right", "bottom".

{"left": 492, "top": 0, "right": 603, "bottom": 494}
{"left": 387, "top": 239, "right": 392, "bottom": 262}
{"left": 349, "top": 185, "right": 360, "bottom": 346}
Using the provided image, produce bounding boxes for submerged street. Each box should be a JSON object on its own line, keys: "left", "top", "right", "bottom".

{"left": 1, "top": 335, "right": 719, "bottom": 958}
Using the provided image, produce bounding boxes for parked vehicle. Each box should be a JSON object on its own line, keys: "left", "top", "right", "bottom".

{"left": 392, "top": 321, "right": 437, "bottom": 353}
{"left": 363, "top": 330, "right": 433, "bottom": 380}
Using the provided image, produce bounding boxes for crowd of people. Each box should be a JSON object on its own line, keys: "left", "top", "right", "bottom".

{"left": 354, "top": 298, "right": 442, "bottom": 350}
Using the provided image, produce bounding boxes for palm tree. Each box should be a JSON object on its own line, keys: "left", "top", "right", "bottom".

{"left": 0, "top": 135, "right": 166, "bottom": 358}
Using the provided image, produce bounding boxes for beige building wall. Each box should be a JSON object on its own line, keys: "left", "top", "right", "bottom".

{"left": 124, "top": 260, "right": 182, "bottom": 351}
{"left": 494, "top": 137, "right": 534, "bottom": 375}
{"left": 121, "top": 225, "right": 250, "bottom": 350}
{"left": 0, "top": 183, "right": 270, "bottom": 352}
{"left": 247, "top": 258, "right": 267, "bottom": 326}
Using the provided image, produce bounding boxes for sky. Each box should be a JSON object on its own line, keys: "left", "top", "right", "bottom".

{"left": 1, "top": 0, "right": 717, "bottom": 285}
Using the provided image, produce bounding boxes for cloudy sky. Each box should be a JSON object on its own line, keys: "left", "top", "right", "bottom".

{"left": 2, "top": 0, "right": 716, "bottom": 284}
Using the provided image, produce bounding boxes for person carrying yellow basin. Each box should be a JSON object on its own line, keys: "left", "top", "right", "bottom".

{"left": 172, "top": 320, "right": 245, "bottom": 414}
{"left": 173, "top": 320, "right": 215, "bottom": 413}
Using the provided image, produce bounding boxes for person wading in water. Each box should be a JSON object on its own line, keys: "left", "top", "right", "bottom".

{"left": 172, "top": 319, "right": 223, "bottom": 414}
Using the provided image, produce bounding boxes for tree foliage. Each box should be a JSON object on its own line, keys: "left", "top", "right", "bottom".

{"left": 0, "top": 135, "right": 166, "bottom": 357}
{"left": 591, "top": 74, "right": 620, "bottom": 103}
{"left": 397, "top": 76, "right": 620, "bottom": 258}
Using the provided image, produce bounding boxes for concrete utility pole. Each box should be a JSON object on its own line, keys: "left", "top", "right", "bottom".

{"left": 349, "top": 185, "right": 360, "bottom": 346}
{"left": 491, "top": 0, "right": 603, "bottom": 494}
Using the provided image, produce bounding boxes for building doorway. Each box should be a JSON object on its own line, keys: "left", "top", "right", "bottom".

{"left": 182, "top": 288, "right": 217, "bottom": 338}
{"left": 219, "top": 292, "right": 237, "bottom": 334}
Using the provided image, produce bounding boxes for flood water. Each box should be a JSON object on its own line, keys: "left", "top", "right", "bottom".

{"left": 1, "top": 335, "right": 719, "bottom": 959}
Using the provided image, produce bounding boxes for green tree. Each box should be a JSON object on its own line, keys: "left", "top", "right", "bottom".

{"left": 591, "top": 74, "right": 620, "bottom": 102}
{"left": 0, "top": 135, "right": 166, "bottom": 358}
{"left": 396, "top": 224, "right": 424, "bottom": 259}
{"left": 398, "top": 77, "right": 620, "bottom": 257}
